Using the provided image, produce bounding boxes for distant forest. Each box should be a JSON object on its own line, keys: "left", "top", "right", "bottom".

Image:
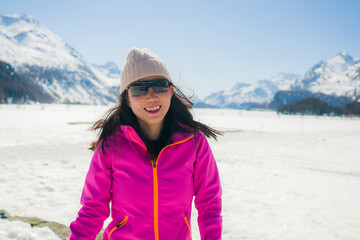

{"left": 0, "top": 60, "right": 53, "bottom": 103}
{"left": 278, "top": 98, "right": 360, "bottom": 116}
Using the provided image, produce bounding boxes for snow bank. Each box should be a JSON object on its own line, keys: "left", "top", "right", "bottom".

{"left": 0, "top": 220, "right": 61, "bottom": 240}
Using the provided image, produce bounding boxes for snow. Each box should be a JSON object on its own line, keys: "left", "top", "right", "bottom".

{"left": 0, "top": 220, "right": 61, "bottom": 240}
{"left": 1, "top": 105, "right": 360, "bottom": 239}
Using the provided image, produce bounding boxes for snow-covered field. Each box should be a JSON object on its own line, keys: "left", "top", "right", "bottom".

{"left": 0, "top": 104, "right": 360, "bottom": 240}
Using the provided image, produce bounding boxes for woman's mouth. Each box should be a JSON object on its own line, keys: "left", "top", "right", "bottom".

{"left": 145, "top": 105, "right": 161, "bottom": 114}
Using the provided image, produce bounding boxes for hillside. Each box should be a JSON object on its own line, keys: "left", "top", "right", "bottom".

{"left": 0, "top": 60, "right": 53, "bottom": 103}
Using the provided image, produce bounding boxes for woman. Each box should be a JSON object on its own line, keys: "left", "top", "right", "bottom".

{"left": 67, "top": 47, "right": 222, "bottom": 240}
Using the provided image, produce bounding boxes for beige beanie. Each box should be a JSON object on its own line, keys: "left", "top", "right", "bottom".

{"left": 120, "top": 47, "right": 172, "bottom": 94}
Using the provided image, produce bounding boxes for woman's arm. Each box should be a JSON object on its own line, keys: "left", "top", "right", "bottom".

{"left": 194, "top": 132, "right": 222, "bottom": 240}
{"left": 67, "top": 144, "right": 113, "bottom": 240}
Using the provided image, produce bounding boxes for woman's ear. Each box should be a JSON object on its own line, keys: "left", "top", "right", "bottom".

{"left": 169, "top": 85, "right": 174, "bottom": 97}
{"left": 125, "top": 92, "right": 131, "bottom": 108}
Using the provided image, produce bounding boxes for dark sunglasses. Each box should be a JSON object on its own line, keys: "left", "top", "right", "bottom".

{"left": 126, "top": 78, "right": 171, "bottom": 96}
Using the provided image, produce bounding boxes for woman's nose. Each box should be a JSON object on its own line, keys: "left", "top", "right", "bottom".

{"left": 145, "top": 87, "right": 158, "bottom": 99}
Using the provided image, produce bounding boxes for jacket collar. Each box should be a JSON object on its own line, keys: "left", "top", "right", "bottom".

{"left": 119, "top": 125, "right": 194, "bottom": 150}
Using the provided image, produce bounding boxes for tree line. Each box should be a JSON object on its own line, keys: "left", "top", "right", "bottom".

{"left": 278, "top": 97, "right": 360, "bottom": 116}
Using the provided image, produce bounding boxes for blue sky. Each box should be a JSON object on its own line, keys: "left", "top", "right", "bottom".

{"left": 1, "top": 0, "right": 360, "bottom": 98}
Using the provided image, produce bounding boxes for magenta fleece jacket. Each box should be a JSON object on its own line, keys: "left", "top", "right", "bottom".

{"left": 67, "top": 125, "right": 222, "bottom": 240}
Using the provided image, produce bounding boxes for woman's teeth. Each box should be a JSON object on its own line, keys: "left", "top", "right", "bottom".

{"left": 145, "top": 106, "right": 160, "bottom": 111}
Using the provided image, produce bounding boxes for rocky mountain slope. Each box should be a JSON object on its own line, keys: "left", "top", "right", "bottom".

{"left": 0, "top": 60, "right": 53, "bottom": 103}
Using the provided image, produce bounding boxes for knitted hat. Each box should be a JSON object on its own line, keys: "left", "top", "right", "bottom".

{"left": 120, "top": 47, "right": 172, "bottom": 94}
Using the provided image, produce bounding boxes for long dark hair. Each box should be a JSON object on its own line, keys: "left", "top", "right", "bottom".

{"left": 90, "top": 85, "right": 221, "bottom": 159}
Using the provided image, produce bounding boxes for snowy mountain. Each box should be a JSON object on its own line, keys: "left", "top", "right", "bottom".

{"left": 292, "top": 51, "right": 360, "bottom": 98}
{"left": 203, "top": 72, "right": 299, "bottom": 109}
{"left": 269, "top": 52, "right": 360, "bottom": 109}
{"left": 203, "top": 52, "right": 360, "bottom": 109}
{"left": 0, "top": 14, "right": 120, "bottom": 104}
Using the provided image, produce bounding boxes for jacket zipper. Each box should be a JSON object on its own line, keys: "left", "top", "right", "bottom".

{"left": 108, "top": 215, "right": 128, "bottom": 239}
{"left": 152, "top": 159, "right": 159, "bottom": 240}
{"left": 128, "top": 129, "right": 194, "bottom": 240}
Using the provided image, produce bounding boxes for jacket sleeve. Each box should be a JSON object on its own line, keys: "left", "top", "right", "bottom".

{"left": 67, "top": 144, "right": 113, "bottom": 240}
{"left": 194, "top": 132, "right": 222, "bottom": 240}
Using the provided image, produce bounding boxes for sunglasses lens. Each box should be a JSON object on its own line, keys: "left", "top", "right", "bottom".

{"left": 152, "top": 79, "right": 170, "bottom": 93}
{"left": 128, "top": 79, "right": 170, "bottom": 96}
{"left": 129, "top": 85, "right": 147, "bottom": 96}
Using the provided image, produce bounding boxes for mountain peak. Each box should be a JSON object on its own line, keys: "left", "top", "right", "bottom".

{"left": 0, "top": 14, "right": 39, "bottom": 26}
{"left": 339, "top": 50, "right": 348, "bottom": 57}
{"left": 292, "top": 51, "right": 360, "bottom": 97}
{"left": 336, "top": 50, "right": 354, "bottom": 64}
{"left": 231, "top": 82, "right": 251, "bottom": 91}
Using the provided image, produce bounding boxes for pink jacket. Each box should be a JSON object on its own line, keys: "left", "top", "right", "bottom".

{"left": 68, "top": 125, "right": 222, "bottom": 240}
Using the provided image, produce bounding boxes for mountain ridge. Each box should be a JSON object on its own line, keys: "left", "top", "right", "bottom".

{"left": 199, "top": 52, "right": 360, "bottom": 109}
{"left": 202, "top": 72, "right": 300, "bottom": 109}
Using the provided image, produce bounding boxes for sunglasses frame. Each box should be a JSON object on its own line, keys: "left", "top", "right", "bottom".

{"left": 126, "top": 78, "right": 172, "bottom": 96}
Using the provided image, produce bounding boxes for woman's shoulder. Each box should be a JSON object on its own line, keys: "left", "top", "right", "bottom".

{"left": 176, "top": 122, "right": 202, "bottom": 135}
{"left": 171, "top": 127, "right": 207, "bottom": 151}
{"left": 93, "top": 126, "right": 135, "bottom": 157}
{"left": 98, "top": 126, "right": 129, "bottom": 148}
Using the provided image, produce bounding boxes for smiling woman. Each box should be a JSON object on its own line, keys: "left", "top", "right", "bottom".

{"left": 67, "top": 47, "right": 223, "bottom": 240}
{"left": 126, "top": 76, "right": 174, "bottom": 140}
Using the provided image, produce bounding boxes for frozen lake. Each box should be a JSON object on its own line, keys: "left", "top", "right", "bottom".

{"left": 0, "top": 104, "right": 360, "bottom": 239}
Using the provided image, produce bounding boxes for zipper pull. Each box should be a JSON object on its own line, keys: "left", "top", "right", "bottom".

{"left": 152, "top": 159, "right": 157, "bottom": 168}
{"left": 185, "top": 212, "right": 189, "bottom": 217}
{"left": 116, "top": 221, "right": 120, "bottom": 228}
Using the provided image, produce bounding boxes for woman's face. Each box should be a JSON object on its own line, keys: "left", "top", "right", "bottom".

{"left": 127, "top": 75, "right": 174, "bottom": 138}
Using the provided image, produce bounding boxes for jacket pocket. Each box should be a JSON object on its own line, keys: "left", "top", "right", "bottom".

{"left": 108, "top": 215, "right": 128, "bottom": 239}
{"left": 184, "top": 213, "right": 191, "bottom": 236}
{"left": 158, "top": 214, "right": 192, "bottom": 240}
